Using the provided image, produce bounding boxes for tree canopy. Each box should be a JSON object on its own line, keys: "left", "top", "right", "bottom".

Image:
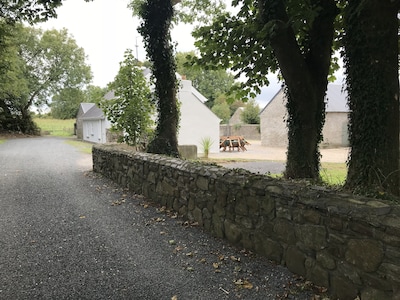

{"left": 193, "top": 0, "right": 339, "bottom": 180}
{"left": 176, "top": 51, "right": 235, "bottom": 107}
{"left": 0, "top": 25, "right": 92, "bottom": 132}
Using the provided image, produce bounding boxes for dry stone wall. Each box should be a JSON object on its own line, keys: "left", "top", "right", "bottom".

{"left": 93, "top": 144, "right": 400, "bottom": 300}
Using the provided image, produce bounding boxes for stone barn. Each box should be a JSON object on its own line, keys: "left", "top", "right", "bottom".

{"left": 260, "top": 84, "right": 349, "bottom": 148}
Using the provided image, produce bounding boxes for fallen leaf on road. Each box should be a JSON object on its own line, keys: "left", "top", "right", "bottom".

{"left": 234, "top": 279, "right": 253, "bottom": 289}
{"left": 171, "top": 295, "right": 178, "bottom": 300}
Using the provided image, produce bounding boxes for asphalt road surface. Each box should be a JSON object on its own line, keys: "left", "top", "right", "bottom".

{"left": 0, "top": 137, "right": 319, "bottom": 300}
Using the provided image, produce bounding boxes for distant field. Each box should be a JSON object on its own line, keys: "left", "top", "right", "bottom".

{"left": 34, "top": 118, "right": 75, "bottom": 137}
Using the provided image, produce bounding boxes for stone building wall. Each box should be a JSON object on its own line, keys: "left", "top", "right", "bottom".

{"left": 93, "top": 144, "right": 400, "bottom": 300}
{"left": 220, "top": 124, "right": 261, "bottom": 140}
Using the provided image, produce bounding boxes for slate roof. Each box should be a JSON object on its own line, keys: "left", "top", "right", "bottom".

{"left": 81, "top": 104, "right": 104, "bottom": 120}
{"left": 79, "top": 103, "right": 96, "bottom": 114}
{"left": 261, "top": 84, "right": 348, "bottom": 113}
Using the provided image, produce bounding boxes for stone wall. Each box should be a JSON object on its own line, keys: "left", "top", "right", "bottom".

{"left": 93, "top": 144, "right": 400, "bottom": 300}
{"left": 220, "top": 124, "right": 261, "bottom": 140}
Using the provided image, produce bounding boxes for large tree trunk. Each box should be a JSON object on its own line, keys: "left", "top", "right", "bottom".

{"left": 139, "top": 0, "right": 180, "bottom": 157}
{"left": 344, "top": 0, "right": 399, "bottom": 196}
{"left": 260, "top": 0, "right": 337, "bottom": 179}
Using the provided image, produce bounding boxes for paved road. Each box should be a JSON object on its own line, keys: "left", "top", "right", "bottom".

{"left": 0, "top": 137, "right": 317, "bottom": 299}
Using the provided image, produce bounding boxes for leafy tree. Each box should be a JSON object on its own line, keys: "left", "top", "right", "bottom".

{"left": 83, "top": 85, "right": 108, "bottom": 105}
{"left": 0, "top": 26, "right": 92, "bottom": 132}
{"left": 51, "top": 88, "right": 84, "bottom": 119}
{"left": 0, "top": 22, "right": 34, "bottom": 132}
{"left": 0, "top": 0, "right": 63, "bottom": 23}
{"left": 101, "top": 50, "right": 154, "bottom": 147}
{"left": 343, "top": 0, "right": 400, "bottom": 196}
{"left": 240, "top": 99, "right": 260, "bottom": 124}
{"left": 211, "top": 94, "right": 230, "bottom": 123}
{"left": 193, "top": 0, "right": 339, "bottom": 180}
{"left": 176, "top": 51, "right": 235, "bottom": 106}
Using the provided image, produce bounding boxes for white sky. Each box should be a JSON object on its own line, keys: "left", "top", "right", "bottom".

{"left": 38, "top": 0, "right": 195, "bottom": 88}
{"left": 37, "top": 0, "right": 343, "bottom": 107}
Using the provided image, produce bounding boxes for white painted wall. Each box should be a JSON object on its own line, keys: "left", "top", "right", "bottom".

{"left": 83, "top": 119, "right": 110, "bottom": 143}
{"left": 178, "top": 80, "right": 220, "bottom": 154}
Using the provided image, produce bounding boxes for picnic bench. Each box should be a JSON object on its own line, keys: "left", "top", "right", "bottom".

{"left": 219, "top": 136, "right": 250, "bottom": 152}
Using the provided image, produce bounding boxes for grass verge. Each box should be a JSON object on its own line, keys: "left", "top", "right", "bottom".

{"left": 34, "top": 118, "right": 75, "bottom": 136}
{"left": 65, "top": 140, "right": 93, "bottom": 154}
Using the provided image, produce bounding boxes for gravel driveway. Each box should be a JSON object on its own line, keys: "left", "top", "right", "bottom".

{"left": 0, "top": 137, "right": 322, "bottom": 299}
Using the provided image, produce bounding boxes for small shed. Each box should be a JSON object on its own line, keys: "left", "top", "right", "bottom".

{"left": 260, "top": 84, "right": 349, "bottom": 148}
{"left": 76, "top": 103, "right": 111, "bottom": 144}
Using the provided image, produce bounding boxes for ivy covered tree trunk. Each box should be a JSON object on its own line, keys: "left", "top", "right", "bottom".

{"left": 138, "top": 0, "right": 180, "bottom": 157}
{"left": 260, "top": 0, "right": 338, "bottom": 179}
{"left": 343, "top": 0, "right": 400, "bottom": 196}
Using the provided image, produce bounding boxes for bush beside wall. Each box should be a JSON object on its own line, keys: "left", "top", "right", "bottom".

{"left": 93, "top": 144, "right": 400, "bottom": 300}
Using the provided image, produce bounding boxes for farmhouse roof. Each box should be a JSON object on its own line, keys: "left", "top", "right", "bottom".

{"left": 261, "top": 84, "right": 348, "bottom": 113}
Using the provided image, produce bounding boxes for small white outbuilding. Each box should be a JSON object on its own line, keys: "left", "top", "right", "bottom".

{"left": 76, "top": 79, "right": 221, "bottom": 153}
{"left": 76, "top": 103, "right": 111, "bottom": 144}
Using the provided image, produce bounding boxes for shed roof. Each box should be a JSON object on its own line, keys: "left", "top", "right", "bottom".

{"left": 81, "top": 104, "right": 104, "bottom": 120}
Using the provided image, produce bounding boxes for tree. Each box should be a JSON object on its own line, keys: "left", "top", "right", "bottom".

{"left": 343, "top": 0, "right": 400, "bottom": 196}
{"left": 193, "top": 0, "right": 339, "bottom": 180}
{"left": 176, "top": 51, "right": 235, "bottom": 107}
{"left": 101, "top": 50, "right": 154, "bottom": 147}
{"left": 241, "top": 99, "right": 260, "bottom": 124}
{"left": 130, "top": 0, "right": 226, "bottom": 157}
{"left": 0, "top": 0, "right": 63, "bottom": 23}
{"left": 83, "top": 85, "right": 108, "bottom": 105}
{"left": 51, "top": 88, "right": 85, "bottom": 119}
{"left": 0, "top": 22, "right": 35, "bottom": 132}
{"left": 135, "top": 0, "right": 180, "bottom": 157}
{"left": 0, "top": 26, "right": 92, "bottom": 132}
{"left": 211, "top": 94, "right": 231, "bottom": 123}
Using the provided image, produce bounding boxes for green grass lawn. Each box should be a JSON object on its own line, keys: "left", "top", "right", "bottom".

{"left": 33, "top": 118, "right": 75, "bottom": 136}
{"left": 320, "top": 162, "right": 347, "bottom": 186}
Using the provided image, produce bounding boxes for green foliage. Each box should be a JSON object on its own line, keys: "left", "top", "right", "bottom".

{"left": 240, "top": 99, "right": 260, "bottom": 124}
{"left": 136, "top": 0, "right": 180, "bottom": 157}
{"left": 176, "top": 51, "right": 235, "bottom": 105}
{"left": 200, "top": 136, "right": 213, "bottom": 158}
{"left": 0, "top": 0, "right": 63, "bottom": 24}
{"left": 83, "top": 85, "right": 108, "bottom": 105}
{"left": 101, "top": 50, "right": 154, "bottom": 148}
{"left": 129, "top": 0, "right": 226, "bottom": 25}
{"left": 0, "top": 24, "right": 92, "bottom": 132}
{"left": 211, "top": 95, "right": 231, "bottom": 123}
{"left": 51, "top": 88, "right": 84, "bottom": 119}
